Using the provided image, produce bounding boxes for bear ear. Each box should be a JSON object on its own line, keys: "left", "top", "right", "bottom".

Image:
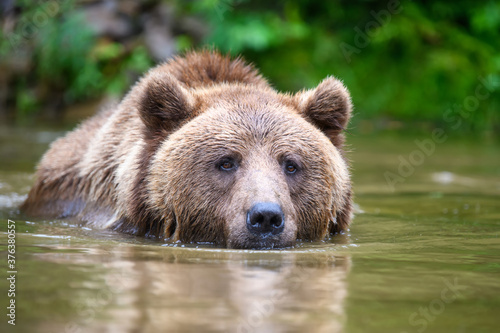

{"left": 295, "top": 77, "right": 352, "bottom": 147}
{"left": 138, "top": 72, "right": 194, "bottom": 137}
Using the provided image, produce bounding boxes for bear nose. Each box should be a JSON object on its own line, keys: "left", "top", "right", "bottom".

{"left": 246, "top": 202, "right": 285, "bottom": 236}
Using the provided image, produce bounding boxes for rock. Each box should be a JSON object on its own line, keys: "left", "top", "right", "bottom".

{"left": 82, "top": 0, "right": 133, "bottom": 40}
{"left": 143, "top": 3, "right": 176, "bottom": 61}
{"left": 178, "top": 16, "right": 209, "bottom": 44}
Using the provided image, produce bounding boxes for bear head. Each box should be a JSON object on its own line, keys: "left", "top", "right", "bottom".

{"left": 134, "top": 57, "right": 352, "bottom": 249}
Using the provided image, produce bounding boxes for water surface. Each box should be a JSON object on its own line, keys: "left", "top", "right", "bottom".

{"left": 0, "top": 125, "right": 499, "bottom": 333}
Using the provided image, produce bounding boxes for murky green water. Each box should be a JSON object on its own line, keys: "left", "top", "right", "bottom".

{"left": 1, "top": 125, "right": 499, "bottom": 333}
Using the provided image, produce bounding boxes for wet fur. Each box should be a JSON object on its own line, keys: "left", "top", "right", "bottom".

{"left": 21, "top": 50, "right": 353, "bottom": 248}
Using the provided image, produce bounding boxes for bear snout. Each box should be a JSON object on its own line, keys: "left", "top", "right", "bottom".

{"left": 246, "top": 202, "right": 285, "bottom": 237}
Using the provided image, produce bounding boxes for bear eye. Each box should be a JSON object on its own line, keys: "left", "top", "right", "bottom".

{"left": 222, "top": 162, "right": 234, "bottom": 170}
{"left": 284, "top": 161, "right": 298, "bottom": 174}
{"left": 218, "top": 158, "right": 238, "bottom": 172}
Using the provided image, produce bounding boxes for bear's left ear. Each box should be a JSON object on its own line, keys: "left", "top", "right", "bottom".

{"left": 294, "top": 77, "right": 352, "bottom": 147}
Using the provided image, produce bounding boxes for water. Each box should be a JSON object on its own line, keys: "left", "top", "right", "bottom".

{"left": 0, "top": 125, "right": 499, "bottom": 333}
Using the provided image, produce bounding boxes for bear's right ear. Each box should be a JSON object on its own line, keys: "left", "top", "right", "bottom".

{"left": 138, "top": 72, "right": 194, "bottom": 137}
{"left": 294, "top": 77, "right": 352, "bottom": 148}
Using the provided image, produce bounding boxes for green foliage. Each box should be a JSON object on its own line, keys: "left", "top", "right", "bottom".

{"left": 0, "top": 1, "right": 153, "bottom": 119}
{"left": 36, "top": 11, "right": 101, "bottom": 102}
{"left": 1, "top": 0, "right": 498, "bottom": 136}
{"left": 181, "top": 0, "right": 500, "bottom": 137}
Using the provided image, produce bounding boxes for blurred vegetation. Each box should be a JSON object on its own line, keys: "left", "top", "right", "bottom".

{"left": 0, "top": 0, "right": 499, "bottom": 137}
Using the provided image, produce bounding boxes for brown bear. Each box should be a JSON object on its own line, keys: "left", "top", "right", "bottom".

{"left": 21, "top": 50, "right": 353, "bottom": 249}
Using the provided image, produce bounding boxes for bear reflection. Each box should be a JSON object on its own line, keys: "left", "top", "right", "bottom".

{"left": 40, "top": 242, "right": 351, "bottom": 333}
